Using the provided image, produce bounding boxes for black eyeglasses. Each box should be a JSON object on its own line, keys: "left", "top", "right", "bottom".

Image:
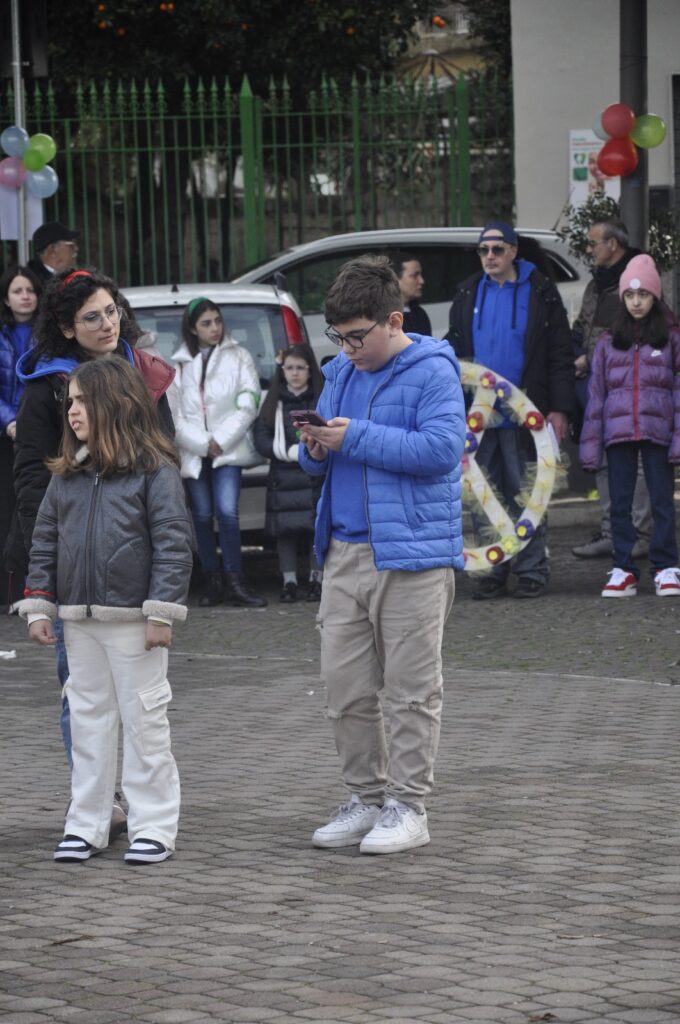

{"left": 477, "top": 244, "right": 508, "bottom": 257}
{"left": 325, "top": 321, "right": 380, "bottom": 349}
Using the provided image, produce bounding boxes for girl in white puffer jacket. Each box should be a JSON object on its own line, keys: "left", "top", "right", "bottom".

{"left": 173, "top": 297, "right": 267, "bottom": 608}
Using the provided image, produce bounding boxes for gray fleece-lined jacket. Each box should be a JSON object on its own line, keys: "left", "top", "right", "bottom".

{"left": 19, "top": 459, "right": 193, "bottom": 623}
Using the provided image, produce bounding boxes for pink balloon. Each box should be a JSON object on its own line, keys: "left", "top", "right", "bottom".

{"left": 0, "top": 156, "right": 26, "bottom": 189}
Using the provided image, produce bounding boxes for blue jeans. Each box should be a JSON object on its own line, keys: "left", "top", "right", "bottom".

{"left": 472, "top": 429, "right": 549, "bottom": 583}
{"left": 185, "top": 460, "right": 243, "bottom": 574}
{"left": 607, "top": 442, "right": 678, "bottom": 578}
{"left": 53, "top": 617, "right": 73, "bottom": 768}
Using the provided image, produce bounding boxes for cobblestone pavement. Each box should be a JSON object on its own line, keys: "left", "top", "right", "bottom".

{"left": 2, "top": 516, "right": 680, "bottom": 1024}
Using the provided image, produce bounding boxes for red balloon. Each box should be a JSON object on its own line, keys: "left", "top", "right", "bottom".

{"left": 600, "top": 102, "right": 636, "bottom": 139}
{"left": 597, "top": 138, "right": 638, "bottom": 177}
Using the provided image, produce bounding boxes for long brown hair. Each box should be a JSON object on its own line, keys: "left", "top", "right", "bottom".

{"left": 48, "top": 357, "right": 179, "bottom": 478}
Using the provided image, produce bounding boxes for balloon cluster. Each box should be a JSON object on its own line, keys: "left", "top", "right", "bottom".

{"left": 0, "top": 126, "right": 59, "bottom": 199}
{"left": 594, "top": 104, "right": 666, "bottom": 178}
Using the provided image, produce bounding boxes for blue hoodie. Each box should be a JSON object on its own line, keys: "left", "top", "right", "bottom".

{"left": 298, "top": 333, "right": 467, "bottom": 571}
{"left": 472, "top": 259, "right": 535, "bottom": 387}
{"left": 16, "top": 339, "right": 137, "bottom": 384}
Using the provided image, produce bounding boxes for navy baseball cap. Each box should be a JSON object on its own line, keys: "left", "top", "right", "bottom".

{"left": 478, "top": 221, "right": 518, "bottom": 247}
{"left": 32, "top": 221, "right": 79, "bottom": 252}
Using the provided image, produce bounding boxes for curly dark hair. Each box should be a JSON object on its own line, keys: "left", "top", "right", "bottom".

{"left": 0, "top": 264, "right": 43, "bottom": 329}
{"left": 30, "top": 268, "right": 142, "bottom": 365}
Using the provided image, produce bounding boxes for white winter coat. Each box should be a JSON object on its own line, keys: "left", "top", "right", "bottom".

{"left": 173, "top": 336, "right": 262, "bottom": 480}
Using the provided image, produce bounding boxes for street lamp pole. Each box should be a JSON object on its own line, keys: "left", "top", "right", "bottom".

{"left": 10, "top": 0, "right": 27, "bottom": 263}
{"left": 619, "top": 0, "right": 647, "bottom": 249}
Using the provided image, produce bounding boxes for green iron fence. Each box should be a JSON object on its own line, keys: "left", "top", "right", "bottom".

{"left": 0, "top": 72, "right": 513, "bottom": 286}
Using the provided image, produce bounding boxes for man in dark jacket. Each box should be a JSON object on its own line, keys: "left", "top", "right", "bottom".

{"left": 447, "top": 221, "right": 574, "bottom": 599}
{"left": 27, "top": 221, "right": 79, "bottom": 283}
{"left": 571, "top": 218, "right": 651, "bottom": 559}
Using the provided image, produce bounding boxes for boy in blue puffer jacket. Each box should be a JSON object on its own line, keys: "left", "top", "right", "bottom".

{"left": 298, "top": 254, "right": 466, "bottom": 855}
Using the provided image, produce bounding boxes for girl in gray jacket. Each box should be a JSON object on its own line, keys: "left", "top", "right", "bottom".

{"left": 20, "top": 358, "right": 194, "bottom": 865}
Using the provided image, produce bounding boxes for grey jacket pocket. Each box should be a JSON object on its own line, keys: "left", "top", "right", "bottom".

{"left": 104, "top": 539, "right": 151, "bottom": 606}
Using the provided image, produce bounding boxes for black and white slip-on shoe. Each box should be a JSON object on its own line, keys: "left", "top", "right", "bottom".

{"left": 124, "top": 838, "right": 173, "bottom": 865}
{"left": 54, "top": 834, "right": 100, "bottom": 863}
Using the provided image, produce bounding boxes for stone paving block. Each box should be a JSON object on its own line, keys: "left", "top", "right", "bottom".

{"left": 0, "top": 995, "right": 67, "bottom": 1010}
{"left": 0, "top": 1015, "right": 53, "bottom": 1024}
{"left": 142, "top": 1012, "right": 211, "bottom": 1024}
{"left": 607, "top": 1013, "right": 680, "bottom": 1023}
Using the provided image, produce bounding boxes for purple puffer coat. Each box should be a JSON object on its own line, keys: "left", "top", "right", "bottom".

{"left": 580, "top": 327, "right": 680, "bottom": 469}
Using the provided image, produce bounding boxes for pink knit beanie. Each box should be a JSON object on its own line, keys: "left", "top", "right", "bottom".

{"left": 619, "top": 254, "right": 661, "bottom": 299}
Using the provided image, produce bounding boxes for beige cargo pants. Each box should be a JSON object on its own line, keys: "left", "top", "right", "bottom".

{"left": 317, "top": 539, "right": 454, "bottom": 813}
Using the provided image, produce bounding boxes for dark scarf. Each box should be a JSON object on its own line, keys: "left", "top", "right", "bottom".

{"left": 593, "top": 247, "right": 642, "bottom": 294}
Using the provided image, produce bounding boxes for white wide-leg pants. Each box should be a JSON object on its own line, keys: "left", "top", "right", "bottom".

{"left": 63, "top": 620, "right": 180, "bottom": 851}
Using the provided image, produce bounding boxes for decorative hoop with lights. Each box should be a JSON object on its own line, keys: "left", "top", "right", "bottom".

{"left": 459, "top": 361, "right": 558, "bottom": 573}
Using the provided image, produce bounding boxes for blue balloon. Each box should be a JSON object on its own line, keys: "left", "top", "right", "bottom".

{"left": 0, "top": 125, "right": 29, "bottom": 158}
{"left": 25, "top": 165, "right": 59, "bottom": 199}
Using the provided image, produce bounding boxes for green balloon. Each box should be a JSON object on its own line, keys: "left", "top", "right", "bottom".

{"left": 630, "top": 114, "right": 667, "bottom": 149}
{"left": 22, "top": 147, "right": 47, "bottom": 172}
{"left": 28, "top": 133, "right": 57, "bottom": 163}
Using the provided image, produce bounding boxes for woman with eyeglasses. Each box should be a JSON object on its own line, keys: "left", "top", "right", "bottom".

{"left": 12, "top": 268, "right": 176, "bottom": 835}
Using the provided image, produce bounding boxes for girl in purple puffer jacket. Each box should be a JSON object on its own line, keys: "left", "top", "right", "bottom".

{"left": 580, "top": 255, "right": 680, "bottom": 598}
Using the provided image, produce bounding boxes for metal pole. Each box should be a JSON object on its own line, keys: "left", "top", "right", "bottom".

{"left": 619, "top": 0, "right": 647, "bottom": 249}
{"left": 11, "top": 0, "right": 28, "bottom": 263}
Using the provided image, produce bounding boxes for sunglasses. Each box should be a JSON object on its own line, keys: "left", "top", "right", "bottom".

{"left": 477, "top": 244, "right": 509, "bottom": 257}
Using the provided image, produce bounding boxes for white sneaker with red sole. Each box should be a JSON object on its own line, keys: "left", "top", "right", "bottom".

{"left": 654, "top": 567, "right": 680, "bottom": 597}
{"left": 601, "top": 568, "right": 637, "bottom": 598}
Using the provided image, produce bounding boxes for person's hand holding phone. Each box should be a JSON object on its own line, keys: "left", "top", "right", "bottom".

{"left": 302, "top": 417, "right": 351, "bottom": 454}
{"left": 290, "top": 410, "right": 350, "bottom": 457}
{"left": 291, "top": 409, "right": 327, "bottom": 460}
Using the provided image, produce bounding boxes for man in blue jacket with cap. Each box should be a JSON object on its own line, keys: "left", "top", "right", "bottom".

{"left": 447, "top": 221, "right": 574, "bottom": 599}
{"left": 299, "top": 254, "right": 466, "bottom": 855}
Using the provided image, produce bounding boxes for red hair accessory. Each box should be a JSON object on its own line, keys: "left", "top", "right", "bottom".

{"left": 62, "top": 270, "right": 93, "bottom": 287}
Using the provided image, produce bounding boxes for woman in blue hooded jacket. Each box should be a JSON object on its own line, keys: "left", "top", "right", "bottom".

{"left": 0, "top": 265, "right": 42, "bottom": 606}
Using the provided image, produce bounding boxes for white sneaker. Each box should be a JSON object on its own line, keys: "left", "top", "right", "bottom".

{"left": 124, "top": 838, "right": 172, "bottom": 865}
{"left": 359, "top": 799, "right": 430, "bottom": 855}
{"left": 654, "top": 567, "right": 680, "bottom": 597}
{"left": 312, "top": 795, "right": 381, "bottom": 848}
{"left": 601, "top": 568, "right": 637, "bottom": 598}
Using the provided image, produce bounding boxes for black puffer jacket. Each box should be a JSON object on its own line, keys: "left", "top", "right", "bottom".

{"left": 253, "top": 385, "right": 323, "bottom": 537}
{"left": 446, "top": 268, "right": 575, "bottom": 417}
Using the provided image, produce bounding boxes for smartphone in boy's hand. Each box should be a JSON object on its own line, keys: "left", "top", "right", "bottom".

{"left": 289, "top": 409, "right": 327, "bottom": 427}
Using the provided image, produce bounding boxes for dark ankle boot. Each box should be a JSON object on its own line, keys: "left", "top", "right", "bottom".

{"left": 198, "top": 570, "right": 224, "bottom": 607}
{"left": 279, "top": 581, "right": 298, "bottom": 603}
{"left": 224, "top": 572, "right": 268, "bottom": 608}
